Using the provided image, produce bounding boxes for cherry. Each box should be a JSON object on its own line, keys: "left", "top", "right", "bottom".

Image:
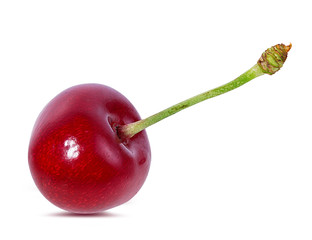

{"left": 28, "top": 84, "right": 151, "bottom": 213}
{"left": 28, "top": 44, "right": 291, "bottom": 214}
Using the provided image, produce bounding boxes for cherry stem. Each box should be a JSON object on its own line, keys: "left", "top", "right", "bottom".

{"left": 118, "top": 43, "right": 291, "bottom": 140}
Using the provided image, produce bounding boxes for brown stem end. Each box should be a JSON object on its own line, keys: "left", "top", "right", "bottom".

{"left": 257, "top": 43, "right": 292, "bottom": 75}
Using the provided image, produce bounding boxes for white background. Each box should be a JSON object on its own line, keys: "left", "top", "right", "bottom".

{"left": 1, "top": 0, "right": 311, "bottom": 239}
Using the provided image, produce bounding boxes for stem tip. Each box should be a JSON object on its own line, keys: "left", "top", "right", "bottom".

{"left": 257, "top": 43, "right": 291, "bottom": 75}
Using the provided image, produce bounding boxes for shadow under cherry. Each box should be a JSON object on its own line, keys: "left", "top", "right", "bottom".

{"left": 44, "top": 211, "right": 122, "bottom": 218}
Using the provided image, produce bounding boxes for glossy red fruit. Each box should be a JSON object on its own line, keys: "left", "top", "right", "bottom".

{"left": 28, "top": 84, "right": 151, "bottom": 214}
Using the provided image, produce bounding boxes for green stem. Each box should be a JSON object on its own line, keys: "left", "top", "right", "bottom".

{"left": 118, "top": 43, "right": 291, "bottom": 140}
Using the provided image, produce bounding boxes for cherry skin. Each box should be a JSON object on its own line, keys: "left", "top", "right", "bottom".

{"left": 28, "top": 84, "right": 151, "bottom": 214}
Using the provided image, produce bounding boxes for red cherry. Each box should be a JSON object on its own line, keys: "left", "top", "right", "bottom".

{"left": 28, "top": 84, "right": 151, "bottom": 214}
{"left": 28, "top": 44, "right": 290, "bottom": 214}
